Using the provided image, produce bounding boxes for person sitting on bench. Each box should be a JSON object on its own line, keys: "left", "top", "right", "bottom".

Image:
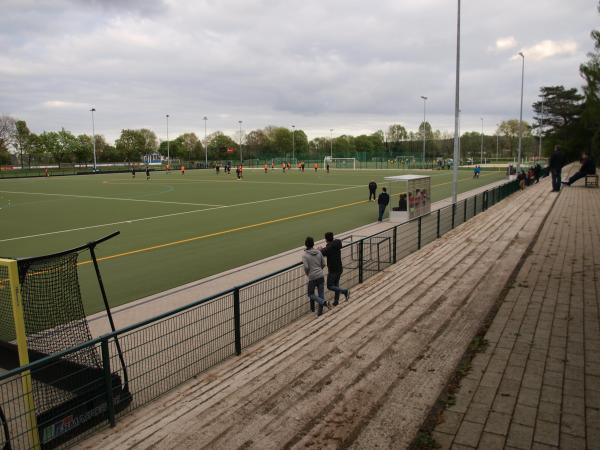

{"left": 563, "top": 152, "right": 596, "bottom": 186}
{"left": 392, "top": 194, "right": 408, "bottom": 212}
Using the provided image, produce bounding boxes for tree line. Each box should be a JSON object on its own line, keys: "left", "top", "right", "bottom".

{"left": 0, "top": 117, "right": 540, "bottom": 168}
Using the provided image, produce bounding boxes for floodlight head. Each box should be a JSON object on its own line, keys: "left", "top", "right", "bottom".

{"left": 421, "top": 96, "right": 427, "bottom": 100}
{"left": 90, "top": 108, "right": 96, "bottom": 112}
{"left": 518, "top": 51, "right": 524, "bottom": 58}
{"left": 203, "top": 116, "right": 207, "bottom": 120}
{"left": 166, "top": 114, "right": 169, "bottom": 118}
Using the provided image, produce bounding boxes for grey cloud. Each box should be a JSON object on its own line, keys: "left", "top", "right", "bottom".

{"left": 0, "top": 0, "right": 597, "bottom": 142}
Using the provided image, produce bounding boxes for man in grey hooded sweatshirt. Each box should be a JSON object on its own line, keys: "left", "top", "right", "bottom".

{"left": 302, "top": 236, "right": 328, "bottom": 316}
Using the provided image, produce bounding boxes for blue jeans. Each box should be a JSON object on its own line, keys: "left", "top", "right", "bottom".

{"left": 307, "top": 277, "right": 326, "bottom": 310}
{"left": 378, "top": 204, "right": 387, "bottom": 221}
{"left": 327, "top": 272, "right": 348, "bottom": 303}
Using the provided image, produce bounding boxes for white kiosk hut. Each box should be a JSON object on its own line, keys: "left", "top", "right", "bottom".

{"left": 384, "top": 174, "right": 431, "bottom": 223}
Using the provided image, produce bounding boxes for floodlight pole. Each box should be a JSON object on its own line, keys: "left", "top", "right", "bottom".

{"left": 496, "top": 124, "right": 500, "bottom": 161}
{"left": 480, "top": 117, "right": 484, "bottom": 164}
{"left": 166, "top": 114, "right": 170, "bottom": 167}
{"left": 538, "top": 97, "right": 544, "bottom": 159}
{"left": 203, "top": 116, "right": 208, "bottom": 167}
{"left": 517, "top": 52, "right": 525, "bottom": 172}
{"left": 292, "top": 125, "right": 295, "bottom": 162}
{"left": 451, "top": 0, "right": 461, "bottom": 205}
{"left": 330, "top": 128, "right": 333, "bottom": 158}
{"left": 239, "top": 120, "right": 243, "bottom": 163}
{"left": 90, "top": 108, "right": 97, "bottom": 172}
{"left": 421, "top": 96, "right": 427, "bottom": 166}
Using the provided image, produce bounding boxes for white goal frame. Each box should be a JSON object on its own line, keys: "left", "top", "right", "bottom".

{"left": 323, "top": 157, "right": 357, "bottom": 170}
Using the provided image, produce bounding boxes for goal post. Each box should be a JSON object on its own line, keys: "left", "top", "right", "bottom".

{"left": 0, "top": 258, "right": 41, "bottom": 449}
{"left": 323, "top": 157, "right": 357, "bottom": 170}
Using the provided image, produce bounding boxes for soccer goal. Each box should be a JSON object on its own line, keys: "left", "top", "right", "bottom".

{"left": 323, "top": 157, "right": 357, "bottom": 170}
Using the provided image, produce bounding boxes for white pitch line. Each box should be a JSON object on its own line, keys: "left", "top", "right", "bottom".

{"left": 105, "top": 178, "right": 364, "bottom": 188}
{"left": 0, "top": 190, "right": 223, "bottom": 207}
{"left": 0, "top": 184, "right": 363, "bottom": 243}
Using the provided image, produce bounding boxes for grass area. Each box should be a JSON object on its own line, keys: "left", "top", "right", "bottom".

{"left": 0, "top": 167, "right": 506, "bottom": 316}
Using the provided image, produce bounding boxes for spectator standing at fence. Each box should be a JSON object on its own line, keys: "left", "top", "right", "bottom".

{"left": 131, "top": 165, "right": 136, "bottom": 178}
{"left": 321, "top": 232, "right": 350, "bottom": 306}
{"left": 326, "top": 163, "right": 330, "bottom": 173}
{"left": 302, "top": 236, "right": 328, "bottom": 316}
{"left": 563, "top": 151, "right": 597, "bottom": 186}
{"left": 368, "top": 180, "right": 377, "bottom": 201}
{"left": 377, "top": 187, "right": 390, "bottom": 221}
{"left": 145, "top": 165, "right": 150, "bottom": 180}
{"left": 549, "top": 145, "right": 565, "bottom": 192}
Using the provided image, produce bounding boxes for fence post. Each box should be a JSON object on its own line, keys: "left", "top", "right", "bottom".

{"left": 233, "top": 288, "right": 242, "bottom": 355}
{"left": 463, "top": 199, "right": 468, "bottom": 222}
{"left": 417, "top": 217, "right": 422, "bottom": 250}
{"left": 473, "top": 195, "right": 477, "bottom": 216}
{"left": 452, "top": 203, "right": 456, "bottom": 229}
{"left": 392, "top": 226, "right": 397, "bottom": 264}
{"left": 436, "top": 209, "right": 441, "bottom": 239}
{"left": 101, "top": 339, "right": 116, "bottom": 427}
{"left": 358, "top": 240, "right": 364, "bottom": 283}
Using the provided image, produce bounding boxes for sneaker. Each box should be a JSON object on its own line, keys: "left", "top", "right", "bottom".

{"left": 332, "top": 300, "right": 339, "bottom": 307}
{"left": 345, "top": 290, "right": 350, "bottom": 302}
{"left": 317, "top": 304, "right": 324, "bottom": 316}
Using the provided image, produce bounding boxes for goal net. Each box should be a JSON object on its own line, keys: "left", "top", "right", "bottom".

{"left": 323, "top": 157, "right": 356, "bottom": 170}
{"left": 0, "top": 233, "right": 131, "bottom": 449}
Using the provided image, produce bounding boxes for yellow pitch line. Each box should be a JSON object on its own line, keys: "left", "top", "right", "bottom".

{"left": 78, "top": 198, "right": 368, "bottom": 265}
{"left": 78, "top": 173, "right": 502, "bottom": 266}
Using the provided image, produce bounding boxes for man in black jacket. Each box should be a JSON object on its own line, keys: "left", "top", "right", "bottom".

{"left": 377, "top": 187, "right": 390, "bottom": 221}
{"left": 368, "top": 181, "right": 377, "bottom": 201}
{"left": 321, "top": 232, "right": 349, "bottom": 306}
{"left": 564, "top": 152, "right": 596, "bottom": 186}
{"left": 548, "top": 145, "right": 565, "bottom": 191}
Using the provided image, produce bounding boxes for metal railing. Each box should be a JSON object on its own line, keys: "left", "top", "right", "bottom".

{"left": 0, "top": 179, "right": 521, "bottom": 449}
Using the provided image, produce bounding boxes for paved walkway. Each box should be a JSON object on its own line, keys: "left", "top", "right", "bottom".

{"left": 87, "top": 175, "right": 509, "bottom": 336}
{"left": 432, "top": 172, "right": 600, "bottom": 449}
{"left": 82, "top": 177, "right": 554, "bottom": 449}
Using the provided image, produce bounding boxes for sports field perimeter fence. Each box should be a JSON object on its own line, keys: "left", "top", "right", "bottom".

{"left": 0, "top": 178, "right": 522, "bottom": 449}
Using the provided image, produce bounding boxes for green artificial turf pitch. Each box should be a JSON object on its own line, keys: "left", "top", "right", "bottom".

{"left": 0, "top": 167, "right": 506, "bottom": 316}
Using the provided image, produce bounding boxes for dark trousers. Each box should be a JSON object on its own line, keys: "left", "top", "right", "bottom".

{"left": 378, "top": 204, "right": 387, "bottom": 221}
{"left": 307, "top": 277, "right": 326, "bottom": 314}
{"left": 551, "top": 169, "right": 562, "bottom": 191}
{"left": 326, "top": 272, "right": 347, "bottom": 303}
{"left": 369, "top": 190, "right": 376, "bottom": 201}
{"left": 567, "top": 171, "right": 587, "bottom": 186}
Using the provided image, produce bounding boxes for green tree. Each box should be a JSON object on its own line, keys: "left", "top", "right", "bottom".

{"left": 13, "top": 120, "right": 33, "bottom": 168}
{"left": 176, "top": 132, "right": 202, "bottom": 160}
{"left": 496, "top": 119, "right": 531, "bottom": 157}
{"left": 532, "top": 86, "right": 585, "bottom": 159}
{"left": 115, "top": 129, "right": 146, "bottom": 162}
{"left": 418, "top": 121, "right": 434, "bottom": 141}
{"left": 246, "top": 129, "right": 270, "bottom": 159}
{"left": 579, "top": 1, "right": 600, "bottom": 160}
{"left": 0, "top": 115, "right": 16, "bottom": 156}
{"left": 206, "top": 131, "right": 238, "bottom": 160}
{"left": 387, "top": 124, "right": 408, "bottom": 143}
{"left": 74, "top": 134, "right": 93, "bottom": 164}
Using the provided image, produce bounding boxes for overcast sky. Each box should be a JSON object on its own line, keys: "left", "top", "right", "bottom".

{"left": 1, "top": 0, "right": 597, "bottom": 143}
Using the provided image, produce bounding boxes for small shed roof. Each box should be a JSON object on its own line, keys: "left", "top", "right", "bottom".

{"left": 384, "top": 175, "right": 430, "bottom": 181}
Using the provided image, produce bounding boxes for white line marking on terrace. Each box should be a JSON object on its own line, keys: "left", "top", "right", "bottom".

{"left": 0, "top": 190, "right": 223, "bottom": 207}
{"left": 0, "top": 184, "right": 363, "bottom": 243}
